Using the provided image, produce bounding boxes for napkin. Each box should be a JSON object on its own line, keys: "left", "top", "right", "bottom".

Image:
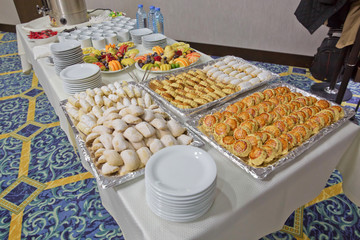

{"left": 33, "top": 43, "right": 52, "bottom": 60}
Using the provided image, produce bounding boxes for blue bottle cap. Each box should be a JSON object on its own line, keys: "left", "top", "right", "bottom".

{"left": 150, "top": 6, "right": 155, "bottom": 9}
{"left": 156, "top": 7, "right": 160, "bottom": 11}
{"left": 138, "top": 4, "right": 143, "bottom": 8}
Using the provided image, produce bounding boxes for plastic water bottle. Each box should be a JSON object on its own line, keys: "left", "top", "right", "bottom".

{"left": 148, "top": 6, "right": 155, "bottom": 31}
{"left": 153, "top": 7, "right": 164, "bottom": 34}
{"left": 136, "top": 4, "right": 147, "bottom": 29}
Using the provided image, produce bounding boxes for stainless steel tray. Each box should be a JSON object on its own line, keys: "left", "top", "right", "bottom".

{"left": 185, "top": 82, "right": 355, "bottom": 179}
{"left": 140, "top": 56, "right": 279, "bottom": 118}
{"left": 60, "top": 82, "right": 205, "bottom": 189}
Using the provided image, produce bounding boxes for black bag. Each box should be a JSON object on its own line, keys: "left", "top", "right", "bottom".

{"left": 310, "top": 35, "right": 343, "bottom": 82}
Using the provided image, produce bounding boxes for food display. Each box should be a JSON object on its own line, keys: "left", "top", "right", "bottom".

{"left": 118, "top": 41, "right": 135, "bottom": 49}
{"left": 198, "top": 86, "right": 344, "bottom": 167}
{"left": 142, "top": 56, "right": 278, "bottom": 118}
{"left": 63, "top": 81, "right": 201, "bottom": 186}
{"left": 203, "top": 56, "right": 273, "bottom": 90}
{"left": 135, "top": 42, "right": 201, "bottom": 72}
{"left": 148, "top": 68, "right": 237, "bottom": 109}
{"left": 184, "top": 83, "right": 353, "bottom": 179}
{"left": 28, "top": 29, "right": 57, "bottom": 39}
{"left": 83, "top": 44, "right": 139, "bottom": 72}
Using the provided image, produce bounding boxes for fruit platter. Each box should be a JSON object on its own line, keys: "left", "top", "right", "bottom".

{"left": 83, "top": 44, "right": 139, "bottom": 73}
{"left": 135, "top": 42, "right": 201, "bottom": 73}
{"left": 27, "top": 29, "right": 58, "bottom": 44}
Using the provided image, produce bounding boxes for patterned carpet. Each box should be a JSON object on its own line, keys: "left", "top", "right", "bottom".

{"left": 0, "top": 31, "right": 359, "bottom": 240}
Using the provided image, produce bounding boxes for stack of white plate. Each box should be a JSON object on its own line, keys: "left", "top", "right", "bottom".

{"left": 60, "top": 63, "right": 102, "bottom": 94}
{"left": 142, "top": 33, "right": 167, "bottom": 49}
{"left": 145, "top": 145, "right": 217, "bottom": 222}
{"left": 50, "top": 40, "right": 84, "bottom": 75}
{"left": 130, "top": 28, "right": 153, "bottom": 44}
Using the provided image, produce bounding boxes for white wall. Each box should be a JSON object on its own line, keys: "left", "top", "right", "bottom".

{"left": 86, "top": 0, "right": 328, "bottom": 57}
{"left": 1, "top": 0, "right": 328, "bottom": 57}
{"left": 0, "top": 0, "right": 20, "bottom": 25}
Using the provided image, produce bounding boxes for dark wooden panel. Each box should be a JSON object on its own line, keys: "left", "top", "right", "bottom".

{"left": 177, "top": 40, "right": 314, "bottom": 68}
{"left": 13, "top": 0, "right": 43, "bottom": 23}
{"left": 0, "top": 24, "right": 16, "bottom": 33}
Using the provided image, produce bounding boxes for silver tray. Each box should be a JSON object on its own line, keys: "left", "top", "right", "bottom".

{"left": 140, "top": 56, "right": 279, "bottom": 118}
{"left": 185, "top": 82, "right": 355, "bottom": 179}
{"left": 60, "top": 82, "right": 205, "bottom": 189}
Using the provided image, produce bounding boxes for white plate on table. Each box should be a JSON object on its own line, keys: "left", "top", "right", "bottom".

{"left": 145, "top": 145, "right": 217, "bottom": 197}
{"left": 50, "top": 40, "right": 81, "bottom": 53}
{"left": 60, "top": 63, "right": 100, "bottom": 81}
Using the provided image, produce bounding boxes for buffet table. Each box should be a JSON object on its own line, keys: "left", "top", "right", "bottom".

{"left": 16, "top": 22, "right": 360, "bottom": 240}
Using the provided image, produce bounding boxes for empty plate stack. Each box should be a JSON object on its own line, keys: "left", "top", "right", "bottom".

{"left": 145, "top": 145, "right": 217, "bottom": 222}
{"left": 142, "top": 33, "right": 167, "bottom": 49}
{"left": 60, "top": 63, "right": 102, "bottom": 94}
{"left": 130, "top": 28, "right": 153, "bottom": 44}
{"left": 50, "top": 40, "right": 84, "bottom": 75}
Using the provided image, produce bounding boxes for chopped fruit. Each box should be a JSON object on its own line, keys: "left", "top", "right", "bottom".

{"left": 28, "top": 29, "right": 57, "bottom": 39}
{"left": 94, "top": 62, "right": 106, "bottom": 71}
{"left": 135, "top": 43, "right": 200, "bottom": 71}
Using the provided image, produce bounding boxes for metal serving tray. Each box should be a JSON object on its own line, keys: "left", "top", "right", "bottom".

{"left": 60, "top": 82, "right": 204, "bottom": 189}
{"left": 185, "top": 82, "right": 355, "bottom": 179}
{"left": 140, "top": 56, "right": 279, "bottom": 119}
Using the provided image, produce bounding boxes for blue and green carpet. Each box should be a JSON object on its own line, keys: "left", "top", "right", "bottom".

{"left": 0, "top": 31, "right": 359, "bottom": 240}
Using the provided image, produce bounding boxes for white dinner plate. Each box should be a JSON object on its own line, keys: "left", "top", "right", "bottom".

{"left": 145, "top": 145, "right": 217, "bottom": 197}
{"left": 60, "top": 63, "right": 100, "bottom": 81}
{"left": 130, "top": 28, "right": 153, "bottom": 36}
{"left": 50, "top": 40, "right": 81, "bottom": 53}
{"left": 142, "top": 33, "right": 167, "bottom": 42}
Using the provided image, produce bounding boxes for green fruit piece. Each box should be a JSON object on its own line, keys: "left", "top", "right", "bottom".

{"left": 171, "top": 63, "right": 176, "bottom": 69}
{"left": 142, "top": 63, "right": 153, "bottom": 70}
{"left": 175, "top": 63, "right": 180, "bottom": 68}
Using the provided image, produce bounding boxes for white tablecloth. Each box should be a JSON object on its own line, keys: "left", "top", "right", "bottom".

{"left": 95, "top": 122, "right": 360, "bottom": 240}
{"left": 16, "top": 22, "right": 360, "bottom": 240}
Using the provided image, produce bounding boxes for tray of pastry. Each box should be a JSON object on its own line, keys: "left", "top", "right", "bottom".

{"left": 185, "top": 82, "right": 355, "bottom": 179}
{"left": 140, "top": 55, "right": 279, "bottom": 118}
{"left": 60, "top": 81, "right": 204, "bottom": 189}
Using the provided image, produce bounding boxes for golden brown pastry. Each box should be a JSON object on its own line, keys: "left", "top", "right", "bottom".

{"left": 232, "top": 139, "right": 252, "bottom": 158}
{"left": 248, "top": 147, "right": 266, "bottom": 166}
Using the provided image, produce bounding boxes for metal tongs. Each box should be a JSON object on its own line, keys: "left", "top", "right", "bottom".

{"left": 127, "top": 68, "right": 151, "bottom": 83}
